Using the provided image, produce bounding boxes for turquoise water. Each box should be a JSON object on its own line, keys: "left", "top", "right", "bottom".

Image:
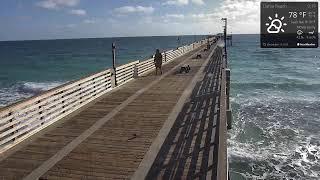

{"left": 0, "top": 35, "right": 205, "bottom": 106}
{"left": 229, "top": 35, "right": 320, "bottom": 179}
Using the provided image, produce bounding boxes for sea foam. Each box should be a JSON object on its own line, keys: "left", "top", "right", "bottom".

{"left": 0, "top": 81, "right": 64, "bottom": 107}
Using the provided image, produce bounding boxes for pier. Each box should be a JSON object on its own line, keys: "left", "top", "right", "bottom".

{"left": 0, "top": 37, "right": 230, "bottom": 179}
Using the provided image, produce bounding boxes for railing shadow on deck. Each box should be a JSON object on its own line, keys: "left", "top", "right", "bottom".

{"left": 146, "top": 48, "right": 223, "bottom": 180}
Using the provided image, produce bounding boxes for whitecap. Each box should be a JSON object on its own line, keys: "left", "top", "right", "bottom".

{"left": 0, "top": 81, "right": 65, "bottom": 107}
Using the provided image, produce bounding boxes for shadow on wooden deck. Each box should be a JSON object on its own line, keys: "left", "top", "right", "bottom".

{"left": 146, "top": 48, "right": 223, "bottom": 179}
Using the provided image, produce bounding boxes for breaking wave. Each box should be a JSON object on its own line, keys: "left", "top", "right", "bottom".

{"left": 229, "top": 93, "right": 320, "bottom": 180}
{"left": 0, "top": 81, "right": 64, "bottom": 107}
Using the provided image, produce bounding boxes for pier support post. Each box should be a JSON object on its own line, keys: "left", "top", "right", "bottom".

{"left": 227, "top": 109, "right": 232, "bottom": 130}
{"left": 226, "top": 69, "right": 230, "bottom": 109}
{"left": 226, "top": 68, "right": 232, "bottom": 130}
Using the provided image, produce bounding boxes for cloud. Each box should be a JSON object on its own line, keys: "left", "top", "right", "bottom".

{"left": 191, "top": 0, "right": 204, "bottom": 5}
{"left": 114, "top": 6, "right": 154, "bottom": 14}
{"left": 163, "top": 0, "right": 188, "bottom": 6}
{"left": 36, "top": 0, "right": 79, "bottom": 9}
{"left": 163, "top": 0, "right": 204, "bottom": 6}
{"left": 69, "top": 9, "right": 86, "bottom": 16}
{"left": 165, "top": 14, "right": 185, "bottom": 19}
{"left": 208, "top": 0, "right": 260, "bottom": 33}
{"left": 83, "top": 19, "right": 97, "bottom": 24}
{"left": 191, "top": 13, "right": 217, "bottom": 22}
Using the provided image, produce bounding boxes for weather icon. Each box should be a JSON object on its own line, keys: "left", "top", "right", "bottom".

{"left": 266, "top": 13, "right": 287, "bottom": 34}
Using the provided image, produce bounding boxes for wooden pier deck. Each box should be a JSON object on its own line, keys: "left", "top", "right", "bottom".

{"left": 0, "top": 41, "right": 227, "bottom": 180}
{"left": 145, "top": 48, "right": 222, "bottom": 179}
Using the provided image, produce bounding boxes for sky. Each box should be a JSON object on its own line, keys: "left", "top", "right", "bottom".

{"left": 0, "top": 0, "right": 318, "bottom": 41}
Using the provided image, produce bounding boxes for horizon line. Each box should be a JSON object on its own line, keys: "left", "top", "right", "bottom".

{"left": 0, "top": 33, "right": 259, "bottom": 42}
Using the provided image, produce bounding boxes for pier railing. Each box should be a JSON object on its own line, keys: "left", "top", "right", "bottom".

{"left": 0, "top": 38, "right": 212, "bottom": 153}
{"left": 217, "top": 48, "right": 229, "bottom": 180}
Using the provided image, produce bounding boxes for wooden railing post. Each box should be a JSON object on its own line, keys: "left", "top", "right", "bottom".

{"left": 110, "top": 68, "right": 117, "bottom": 88}
{"left": 78, "top": 84, "right": 83, "bottom": 104}
{"left": 165, "top": 52, "right": 167, "bottom": 62}
{"left": 133, "top": 63, "right": 138, "bottom": 78}
{"left": 8, "top": 112, "right": 15, "bottom": 142}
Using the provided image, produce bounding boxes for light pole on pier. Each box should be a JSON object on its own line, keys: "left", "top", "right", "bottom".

{"left": 177, "top": 36, "right": 181, "bottom": 49}
{"left": 112, "top": 42, "right": 117, "bottom": 87}
{"left": 221, "top": 18, "right": 227, "bottom": 56}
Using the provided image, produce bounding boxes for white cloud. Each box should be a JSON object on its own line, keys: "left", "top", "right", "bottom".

{"left": 114, "top": 6, "right": 154, "bottom": 14}
{"left": 191, "top": 0, "right": 204, "bottom": 5}
{"left": 204, "top": 0, "right": 318, "bottom": 34}
{"left": 165, "top": 14, "right": 185, "bottom": 19}
{"left": 163, "top": 0, "right": 204, "bottom": 6}
{"left": 69, "top": 9, "right": 86, "bottom": 16}
{"left": 163, "top": 0, "right": 188, "bottom": 6}
{"left": 208, "top": 0, "right": 260, "bottom": 33}
{"left": 191, "top": 13, "right": 217, "bottom": 22}
{"left": 36, "top": 0, "right": 79, "bottom": 9}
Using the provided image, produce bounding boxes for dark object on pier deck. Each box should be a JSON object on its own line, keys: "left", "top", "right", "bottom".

{"left": 179, "top": 64, "right": 191, "bottom": 73}
{"left": 196, "top": 54, "right": 202, "bottom": 59}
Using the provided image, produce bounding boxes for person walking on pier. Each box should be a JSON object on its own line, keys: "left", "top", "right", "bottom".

{"left": 154, "top": 49, "right": 163, "bottom": 75}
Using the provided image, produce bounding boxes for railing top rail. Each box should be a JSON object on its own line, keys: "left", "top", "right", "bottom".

{"left": 115, "top": 60, "right": 139, "bottom": 71}
{"left": 216, "top": 53, "right": 228, "bottom": 180}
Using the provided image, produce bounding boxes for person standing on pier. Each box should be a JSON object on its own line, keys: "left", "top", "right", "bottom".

{"left": 154, "top": 49, "right": 163, "bottom": 75}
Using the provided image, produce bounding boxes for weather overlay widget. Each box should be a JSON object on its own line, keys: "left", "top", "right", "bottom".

{"left": 261, "top": 2, "right": 318, "bottom": 48}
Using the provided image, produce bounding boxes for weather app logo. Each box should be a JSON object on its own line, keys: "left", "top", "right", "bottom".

{"left": 266, "top": 13, "right": 287, "bottom": 34}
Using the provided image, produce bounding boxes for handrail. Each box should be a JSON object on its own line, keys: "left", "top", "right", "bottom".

{"left": 216, "top": 48, "right": 228, "bottom": 180}
{"left": 0, "top": 37, "right": 214, "bottom": 153}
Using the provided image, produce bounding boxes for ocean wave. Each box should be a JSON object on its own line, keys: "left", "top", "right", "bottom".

{"left": 232, "top": 82, "right": 320, "bottom": 91}
{"left": 228, "top": 137, "right": 320, "bottom": 180}
{"left": 0, "top": 81, "right": 64, "bottom": 107}
{"left": 229, "top": 94, "right": 320, "bottom": 179}
{"left": 19, "top": 82, "right": 62, "bottom": 94}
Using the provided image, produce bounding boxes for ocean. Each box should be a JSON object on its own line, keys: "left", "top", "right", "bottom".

{"left": 0, "top": 34, "right": 319, "bottom": 179}
{"left": 0, "top": 35, "right": 205, "bottom": 107}
{"left": 229, "top": 35, "right": 320, "bottom": 179}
